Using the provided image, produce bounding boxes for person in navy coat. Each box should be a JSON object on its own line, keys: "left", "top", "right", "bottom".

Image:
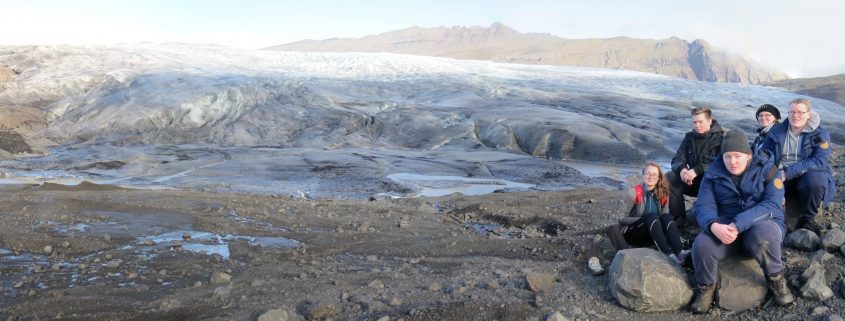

{"left": 761, "top": 98, "right": 835, "bottom": 234}
{"left": 689, "top": 129, "right": 793, "bottom": 314}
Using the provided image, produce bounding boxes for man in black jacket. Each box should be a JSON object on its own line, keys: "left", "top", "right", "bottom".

{"left": 667, "top": 107, "right": 725, "bottom": 222}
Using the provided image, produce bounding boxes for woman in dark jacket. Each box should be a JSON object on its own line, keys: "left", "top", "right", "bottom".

{"left": 752, "top": 104, "right": 781, "bottom": 154}
{"left": 587, "top": 163, "right": 689, "bottom": 274}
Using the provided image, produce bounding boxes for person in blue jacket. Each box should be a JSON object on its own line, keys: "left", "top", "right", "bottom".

{"left": 761, "top": 98, "right": 835, "bottom": 234}
{"left": 689, "top": 129, "right": 793, "bottom": 314}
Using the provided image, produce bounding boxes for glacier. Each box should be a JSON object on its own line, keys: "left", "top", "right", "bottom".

{"left": 0, "top": 43, "right": 841, "bottom": 198}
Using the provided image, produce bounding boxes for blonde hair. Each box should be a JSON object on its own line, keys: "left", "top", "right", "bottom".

{"left": 790, "top": 98, "right": 812, "bottom": 111}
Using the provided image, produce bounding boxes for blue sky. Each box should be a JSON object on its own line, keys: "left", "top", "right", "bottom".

{"left": 2, "top": 0, "right": 844, "bottom": 78}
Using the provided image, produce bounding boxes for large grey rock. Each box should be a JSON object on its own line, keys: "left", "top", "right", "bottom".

{"left": 715, "top": 256, "right": 768, "bottom": 311}
{"left": 800, "top": 261, "right": 833, "bottom": 301}
{"left": 608, "top": 248, "right": 692, "bottom": 312}
{"left": 786, "top": 229, "right": 820, "bottom": 251}
{"left": 821, "top": 229, "right": 845, "bottom": 252}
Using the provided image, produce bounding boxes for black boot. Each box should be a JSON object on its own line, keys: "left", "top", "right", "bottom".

{"left": 767, "top": 271, "right": 794, "bottom": 306}
{"left": 798, "top": 218, "right": 823, "bottom": 235}
{"left": 690, "top": 283, "right": 715, "bottom": 314}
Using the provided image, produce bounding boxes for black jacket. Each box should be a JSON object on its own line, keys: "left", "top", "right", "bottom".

{"left": 671, "top": 120, "right": 725, "bottom": 177}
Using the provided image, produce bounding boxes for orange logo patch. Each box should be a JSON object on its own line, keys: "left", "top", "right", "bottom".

{"left": 773, "top": 178, "right": 784, "bottom": 189}
{"left": 820, "top": 141, "right": 830, "bottom": 149}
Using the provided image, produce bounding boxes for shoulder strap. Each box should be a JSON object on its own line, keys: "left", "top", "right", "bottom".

{"left": 660, "top": 195, "right": 668, "bottom": 206}
{"left": 634, "top": 184, "right": 643, "bottom": 205}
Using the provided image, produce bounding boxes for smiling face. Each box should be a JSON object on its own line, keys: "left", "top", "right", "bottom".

{"left": 723, "top": 151, "right": 752, "bottom": 176}
{"left": 693, "top": 113, "right": 713, "bottom": 134}
{"left": 642, "top": 164, "right": 660, "bottom": 190}
{"left": 788, "top": 102, "right": 811, "bottom": 131}
{"left": 757, "top": 111, "right": 776, "bottom": 128}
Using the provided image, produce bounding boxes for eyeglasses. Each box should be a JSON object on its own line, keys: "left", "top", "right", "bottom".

{"left": 642, "top": 173, "right": 660, "bottom": 178}
{"left": 787, "top": 111, "right": 809, "bottom": 116}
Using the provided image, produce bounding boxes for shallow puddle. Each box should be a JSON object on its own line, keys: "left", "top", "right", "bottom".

{"left": 136, "top": 230, "right": 301, "bottom": 259}
{"left": 387, "top": 173, "right": 534, "bottom": 197}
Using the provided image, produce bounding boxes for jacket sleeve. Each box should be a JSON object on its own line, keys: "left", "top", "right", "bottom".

{"left": 784, "top": 130, "right": 832, "bottom": 181}
{"left": 671, "top": 134, "right": 690, "bottom": 175}
{"left": 732, "top": 175, "right": 785, "bottom": 233}
{"left": 694, "top": 175, "right": 719, "bottom": 234}
{"left": 692, "top": 134, "right": 722, "bottom": 177}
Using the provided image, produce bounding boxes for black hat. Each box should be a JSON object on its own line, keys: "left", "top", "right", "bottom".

{"left": 755, "top": 104, "right": 781, "bottom": 120}
{"left": 721, "top": 129, "right": 752, "bottom": 155}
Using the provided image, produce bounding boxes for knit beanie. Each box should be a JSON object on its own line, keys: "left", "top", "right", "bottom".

{"left": 755, "top": 104, "right": 781, "bottom": 120}
{"left": 721, "top": 129, "right": 752, "bottom": 154}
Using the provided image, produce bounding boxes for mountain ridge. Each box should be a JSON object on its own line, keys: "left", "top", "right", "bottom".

{"left": 266, "top": 23, "right": 786, "bottom": 85}
{"left": 768, "top": 73, "right": 845, "bottom": 107}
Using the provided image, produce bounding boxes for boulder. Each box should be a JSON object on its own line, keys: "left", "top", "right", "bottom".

{"left": 715, "top": 256, "right": 768, "bottom": 311}
{"left": 785, "top": 229, "right": 820, "bottom": 251}
{"left": 821, "top": 229, "right": 845, "bottom": 252}
{"left": 608, "top": 248, "right": 692, "bottom": 312}
{"left": 800, "top": 261, "right": 833, "bottom": 301}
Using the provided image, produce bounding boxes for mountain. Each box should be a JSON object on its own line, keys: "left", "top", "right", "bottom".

{"left": 768, "top": 73, "right": 845, "bottom": 107}
{"left": 266, "top": 22, "right": 787, "bottom": 85}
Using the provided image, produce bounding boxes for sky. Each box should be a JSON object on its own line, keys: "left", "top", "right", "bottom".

{"left": 1, "top": 0, "right": 844, "bottom": 78}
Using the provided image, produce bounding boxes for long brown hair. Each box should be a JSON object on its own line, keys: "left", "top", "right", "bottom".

{"left": 642, "top": 162, "right": 669, "bottom": 203}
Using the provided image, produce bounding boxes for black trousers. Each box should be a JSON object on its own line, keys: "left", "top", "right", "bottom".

{"left": 606, "top": 213, "right": 684, "bottom": 256}
{"left": 666, "top": 171, "right": 702, "bottom": 218}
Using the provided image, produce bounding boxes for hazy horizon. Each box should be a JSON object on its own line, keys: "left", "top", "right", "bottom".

{"left": 2, "top": 0, "right": 844, "bottom": 78}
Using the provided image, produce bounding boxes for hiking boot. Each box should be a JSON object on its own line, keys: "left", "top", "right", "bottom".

{"left": 587, "top": 256, "right": 604, "bottom": 276}
{"left": 767, "top": 271, "right": 794, "bottom": 306}
{"left": 798, "top": 218, "right": 824, "bottom": 235}
{"left": 690, "top": 283, "right": 715, "bottom": 314}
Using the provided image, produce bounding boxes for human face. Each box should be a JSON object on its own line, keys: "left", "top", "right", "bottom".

{"left": 788, "top": 103, "right": 810, "bottom": 131}
{"left": 642, "top": 165, "right": 660, "bottom": 189}
{"left": 757, "top": 111, "right": 776, "bottom": 128}
{"left": 722, "top": 152, "right": 752, "bottom": 176}
{"left": 692, "top": 113, "right": 712, "bottom": 134}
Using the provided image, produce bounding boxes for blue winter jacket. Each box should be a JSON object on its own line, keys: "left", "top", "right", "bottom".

{"left": 760, "top": 114, "right": 836, "bottom": 208}
{"left": 694, "top": 150, "right": 785, "bottom": 236}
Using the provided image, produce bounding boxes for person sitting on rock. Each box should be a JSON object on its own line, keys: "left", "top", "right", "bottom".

{"left": 689, "top": 129, "right": 793, "bottom": 314}
{"left": 761, "top": 98, "right": 835, "bottom": 234}
{"left": 667, "top": 106, "right": 725, "bottom": 225}
{"left": 751, "top": 104, "right": 781, "bottom": 154}
{"left": 588, "top": 162, "right": 690, "bottom": 274}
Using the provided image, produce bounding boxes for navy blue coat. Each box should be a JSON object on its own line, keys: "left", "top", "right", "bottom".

{"left": 694, "top": 150, "right": 785, "bottom": 235}
{"left": 761, "top": 118, "right": 836, "bottom": 208}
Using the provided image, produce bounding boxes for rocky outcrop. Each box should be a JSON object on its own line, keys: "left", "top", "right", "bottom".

{"left": 608, "top": 248, "right": 692, "bottom": 312}
{"left": 800, "top": 261, "right": 834, "bottom": 301}
{"left": 769, "top": 73, "right": 845, "bottom": 108}
{"left": 715, "top": 256, "right": 768, "bottom": 311}
{"left": 821, "top": 229, "right": 845, "bottom": 252}
{"left": 267, "top": 23, "right": 787, "bottom": 84}
{"left": 786, "top": 229, "right": 821, "bottom": 251}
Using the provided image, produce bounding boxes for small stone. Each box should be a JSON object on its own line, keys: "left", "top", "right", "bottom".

{"left": 14, "top": 282, "right": 23, "bottom": 288}
{"left": 812, "top": 306, "right": 830, "bottom": 315}
{"left": 103, "top": 259, "right": 123, "bottom": 269}
{"left": 182, "top": 232, "right": 192, "bottom": 240}
{"left": 428, "top": 283, "right": 442, "bottom": 291}
{"left": 409, "top": 258, "right": 421, "bottom": 264}
{"left": 128, "top": 272, "right": 138, "bottom": 279}
{"left": 368, "top": 280, "right": 385, "bottom": 289}
{"left": 376, "top": 317, "right": 389, "bottom": 321}
{"left": 105, "top": 254, "right": 113, "bottom": 260}
{"left": 257, "top": 308, "right": 291, "bottom": 321}
{"left": 525, "top": 272, "right": 555, "bottom": 293}
{"left": 103, "top": 234, "right": 111, "bottom": 242}
{"left": 786, "top": 229, "right": 820, "bottom": 251}
{"left": 144, "top": 239, "right": 155, "bottom": 246}
{"left": 93, "top": 257, "right": 101, "bottom": 263}
{"left": 210, "top": 272, "right": 231, "bottom": 284}
{"left": 213, "top": 286, "right": 231, "bottom": 297}
{"left": 51, "top": 264, "right": 61, "bottom": 272}
{"left": 194, "top": 281, "right": 203, "bottom": 287}
{"left": 306, "top": 301, "right": 339, "bottom": 321}
{"left": 546, "top": 311, "right": 569, "bottom": 321}
{"left": 827, "top": 315, "right": 845, "bottom": 321}
{"left": 43, "top": 245, "right": 52, "bottom": 254}
{"left": 821, "top": 229, "right": 845, "bottom": 252}
{"left": 61, "top": 241, "right": 71, "bottom": 248}
{"left": 588, "top": 256, "right": 604, "bottom": 275}
{"left": 811, "top": 250, "right": 834, "bottom": 263}
{"left": 366, "top": 255, "right": 378, "bottom": 261}
{"left": 389, "top": 297, "right": 402, "bottom": 306}
{"left": 588, "top": 199, "right": 596, "bottom": 204}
